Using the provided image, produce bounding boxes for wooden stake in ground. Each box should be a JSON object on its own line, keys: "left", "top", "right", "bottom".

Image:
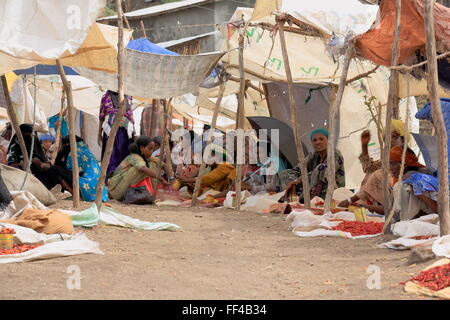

{"left": 383, "top": 0, "right": 401, "bottom": 233}
{"left": 323, "top": 42, "right": 354, "bottom": 213}
{"left": 151, "top": 99, "right": 171, "bottom": 199}
{"left": 51, "top": 87, "right": 66, "bottom": 165}
{"left": 1, "top": 75, "right": 29, "bottom": 170}
{"left": 234, "top": 33, "right": 246, "bottom": 211}
{"left": 278, "top": 19, "right": 311, "bottom": 209}
{"left": 424, "top": 0, "right": 450, "bottom": 235}
{"left": 56, "top": 59, "right": 80, "bottom": 208}
{"left": 94, "top": 0, "right": 127, "bottom": 208}
{"left": 191, "top": 79, "right": 226, "bottom": 206}
{"left": 140, "top": 20, "right": 147, "bottom": 38}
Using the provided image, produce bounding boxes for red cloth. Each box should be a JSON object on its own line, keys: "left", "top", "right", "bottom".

{"left": 389, "top": 146, "right": 425, "bottom": 168}
{"left": 355, "top": 0, "right": 450, "bottom": 66}
{"left": 131, "top": 177, "right": 161, "bottom": 195}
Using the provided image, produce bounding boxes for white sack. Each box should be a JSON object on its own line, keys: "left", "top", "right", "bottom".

{"left": 0, "top": 190, "right": 47, "bottom": 220}
{"left": 432, "top": 235, "right": 450, "bottom": 259}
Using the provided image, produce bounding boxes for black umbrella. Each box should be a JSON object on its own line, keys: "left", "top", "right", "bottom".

{"left": 247, "top": 116, "right": 309, "bottom": 168}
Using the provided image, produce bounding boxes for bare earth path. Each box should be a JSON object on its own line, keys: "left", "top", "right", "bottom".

{"left": 1, "top": 200, "right": 432, "bottom": 300}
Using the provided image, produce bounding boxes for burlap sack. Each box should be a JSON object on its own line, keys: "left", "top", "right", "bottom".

{"left": 0, "top": 164, "right": 56, "bottom": 206}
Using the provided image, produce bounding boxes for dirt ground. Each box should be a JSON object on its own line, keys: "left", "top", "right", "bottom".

{"left": 0, "top": 199, "right": 436, "bottom": 300}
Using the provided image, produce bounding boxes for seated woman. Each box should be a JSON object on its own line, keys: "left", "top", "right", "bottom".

{"left": 56, "top": 136, "right": 108, "bottom": 202}
{"left": 244, "top": 140, "right": 288, "bottom": 193}
{"left": 394, "top": 172, "right": 438, "bottom": 221}
{"left": 338, "top": 145, "right": 426, "bottom": 215}
{"left": 279, "top": 128, "right": 345, "bottom": 202}
{"left": 108, "top": 136, "right": 170, "bottom": 201}
{"left": 359, "top": 119, "right": 407, "bottom": 187}
{"left": 7, "top": 124, "right": 72, "bottom": 193}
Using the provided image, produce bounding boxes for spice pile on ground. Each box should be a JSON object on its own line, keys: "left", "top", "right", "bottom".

{"left": 331, "top": 221, "right": 384, "bottom": 236}
{"left": 0, "top": 244, "right": 40, "bottom": 255}
{"left": 402, "top": 263, "right": 450, "bottom": 291}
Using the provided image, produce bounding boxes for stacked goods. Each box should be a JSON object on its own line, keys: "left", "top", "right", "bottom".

{"left": 331, "top": 221, "right": 384, "bottom": 236}
{"left": 0, "top": 227, "right": 15, "bottom": 249}
{"left": 0, "top": 244, "right": 40, "bottom": 255}
{"left": 401, "top": 262, "right": 450, "bottom": 292}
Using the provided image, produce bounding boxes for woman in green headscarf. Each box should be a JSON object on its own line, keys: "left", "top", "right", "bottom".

{"left": 279, "top": 128, "right": 345, "bottom": 202}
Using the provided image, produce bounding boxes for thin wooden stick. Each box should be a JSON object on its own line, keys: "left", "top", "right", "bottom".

{"left": 324, "top": 41, "right": 354, "bottom": 213}
{"left": 140, "top": 20, "right": 147, "bottom": 38}
{"left": 424, "top": 0, "right": 450, "bottom": 236}
{"left": 151, "top": 99, "right": 171, "bottom": 199}
{"left": 94, "top": 0, "right": 126, "bottom": 208}
{"left": 56, "top": 59, "right": 80, "bottom": 208}
{"left": 149, "top": 99, "right": 158, "bottom": 137}
{"left": 383, "top": 0, "right": 401, "bottom": 233}
{"left": 191, "top": 80, "right": 226, "bottom": 206}
{"left": 383, "top": 79, "right": 411, "bottom": 232}
{"left": 1, "top": 75, "right": 29, "bottom": 170}
{"left": 51, "top": 87, "right": 66, "bottom": 165}
{"left": 345, "top": 65, "right": 379, "bottom": 85}
{"left": 234, "top": 32, "right": 246, "bottom": 211}
{"left": 278, "top": 19, "right": 311, "bottom": 209}
{"left": 390, "top": 51, "right": 450, "bottom": 71}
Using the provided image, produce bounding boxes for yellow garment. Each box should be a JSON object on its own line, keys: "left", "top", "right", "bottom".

{"left": 382, "top": 119, "right": 411, "bottom": 141}
{"left": 5, "top": 72, "right": 18, "bottom": 92}
{"left": 201, "top": 163, "right": 236, "bottom": 191}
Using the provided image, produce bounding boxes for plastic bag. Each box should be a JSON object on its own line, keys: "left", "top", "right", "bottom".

{"left": 391, "top": 220, "right": 440, "bottom": 237}
{"left": 432, "top": 235, "right": 450, "bottom": 258}
{"left": 67, "top": 204, "right": 99, "bottom": 228}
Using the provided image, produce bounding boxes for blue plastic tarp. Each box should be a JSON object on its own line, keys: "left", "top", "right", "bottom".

{"left": 415, "top": 98, "right": 450, "bottom": 190}
{"left": 14, "top": 64, "right": 78, "bottom": 75}
{"left": 126, "top": 38, "right": 178, "bottom": 56}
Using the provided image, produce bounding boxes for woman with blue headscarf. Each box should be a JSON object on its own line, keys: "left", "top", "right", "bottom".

{"left": 279, "top": 128, "right": 345, "bottom": 202}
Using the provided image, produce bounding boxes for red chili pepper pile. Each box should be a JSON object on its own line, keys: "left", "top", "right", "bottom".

{"left": 0, "top": 228, "right": 16, "bottom": 234}
{"left": 331, "top": 221, "right": 384, "bottom": 236}
{"left": 410, "top": 235, "right": 435, "bottom": 240}
{"left": 401, "top": 263, "right": 450, "bottom": 291}
{"left": 0, "top": 244, "right": 40, "bottom": 255}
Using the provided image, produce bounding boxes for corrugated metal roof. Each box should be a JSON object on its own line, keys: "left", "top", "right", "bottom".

{"left": 157, "top": 31, "right": 217, "bottom": 48}
{"left": 98, "top": 0, "right": 216, "bottom": 21}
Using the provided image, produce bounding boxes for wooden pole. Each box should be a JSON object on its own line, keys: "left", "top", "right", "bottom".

{"left": 1, "top": 75, "right": 29, "bottom": 170}
{"left": 191, "top": 79, "right": 226, "bottom": 206}
{"left": 278, "top": 19, "right": 311, "bottom": 209}
{"left": 149, "top": 99, "right": 158, "bottom": 137}
{"left": 94, "top": 0, "right": 126, "bottom": 208}
{"left": 56, "top": 59, "right": 80, "bottom": 208}
{"left": 140, "top": 20, "right": 147, "bottom": 38}
{"left": 384, "top": 81, "right": 411, "bottom": 232}
{"left": 234, "top": 33, "right": 246, "bottom": 211}
{"left": 424, "top": 0, "right": 450, "bottom": 235}
{"left": 324, "top": 42, "right": 354, "bottom": 213}
{"left": 383, "top": 0, "right": 401, "bottom": 233}
{"left": 50, "top": 87, "right": 66, "bottom": 165}
{"left": 151, "top": 99, "right": 171, "bottom": 199}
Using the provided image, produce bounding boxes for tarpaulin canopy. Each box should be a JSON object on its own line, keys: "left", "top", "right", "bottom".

{"left": 127, "top": 38, "right": 178, "bottom": 56}
{"left": 74, "top": 50, "right": 225, "bottom": 99}
{"left": 0, "top": 0, "right": 105, "bottom": 75}
{"left": 355, "top": 0, "right": 450, "bottom": 67}
{"left": 225, "top": 8, "right": 388, "bottom": 85}
{"left": 251, "top": 0, "right": 379, "bottom": 37}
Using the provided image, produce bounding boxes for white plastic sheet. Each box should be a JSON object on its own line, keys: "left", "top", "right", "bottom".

{"left": 432, "top": 235, "right": 450, "bottom": 259}
{"left": 288, "top": 210, "right": 383, "bottom": 239}
{"left": 63, "top": 204, "right": 181, "bottom": 231}
{"left": 0, "top": 222, "right": 102, "bottom": 264}
{"left": 280, "top": 0, "right": 379, "bottom": 37}
{"left": 0, "top": 0, "right": 105, "bottom": 74}
{"left": 391, "top": 214, "right": 440, "bottom": 237}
